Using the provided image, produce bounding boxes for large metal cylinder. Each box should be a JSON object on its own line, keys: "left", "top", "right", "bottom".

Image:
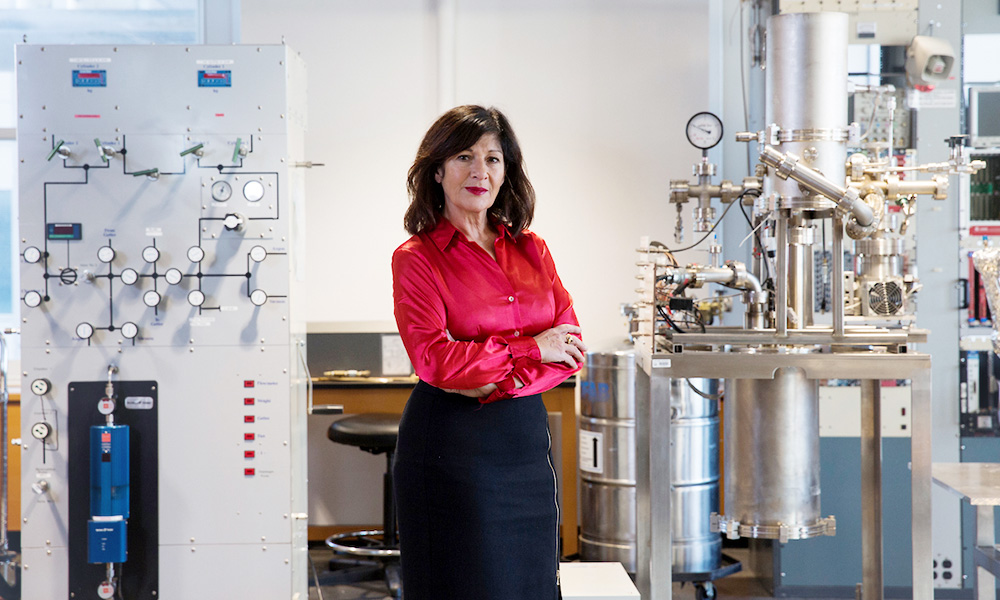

{"left": 578, "top": 350, "right": 720, "bottom": 574}
{"left": 723, "top": 366, "right": 830, "bottom": 540}
{"left": 765, "top": 12, "right": 849, "bottom": 211}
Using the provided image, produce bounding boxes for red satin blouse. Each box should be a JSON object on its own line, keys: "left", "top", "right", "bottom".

{"left": 392, "top": 218, "right": 581, "bottom": 403}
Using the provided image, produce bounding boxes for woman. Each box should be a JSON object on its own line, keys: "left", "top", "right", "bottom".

{"left": 391, "top": 105, "right": 587, "bottom": 600}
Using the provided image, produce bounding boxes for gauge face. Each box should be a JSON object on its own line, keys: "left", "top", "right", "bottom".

{"left": 30, "top": 422, "right": 51, "bottom": 440}
{"left": 98, "top": 397, "right": 116, "bottom": 415}
{"left": 165, "top": 268, "right": 183, "bottom": 285}
{"left": 187, "top": 246, "right": 205, "bottom": 263}
{"left": 97, "top": 246, "right": 116, "bottom": 263}
{"left": 250, "top": 289, "right": 268, "bottom": 306}
{"left": 188, "top": 290, "right": 206, "bottom": 307}
{"left": 120, "top": 268, "right": 139, "bottom": 286}
{"left": 685, "top": 111, "right": 724, "bottom": 150}
{"left": 76, "top": 322, "right": 94, "bottom": 339}
{"left": 212, "top": 181, "right": 233, "bottom": 202}
{"left": 249, "top": 246, "right": 267, "bottom": 263}
{"left": 23, "top": 246, "right": 41, "bottom": 264}
{"left": 143, "top": 290, "right": 161, "bottom": 307}
{"left": 121, "top": 322, "right": 139, "bottom": 339}
{"left": 142, "top": 246, "right": 160, "bottom": 263}
{"left": 30, "top": 378, "right": 51, "bottom": 396}
{"left": 244, "top": 180, "right": 265, "bottom": 202}
{"left": 23, "top": 291, "right": 42, "bottom": 308}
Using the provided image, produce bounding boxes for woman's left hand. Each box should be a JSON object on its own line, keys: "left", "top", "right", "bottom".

{"left": 444, "top": 376, "right": 524, "bottom": 398}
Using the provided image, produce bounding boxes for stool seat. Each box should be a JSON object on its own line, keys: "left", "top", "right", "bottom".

{"left": 328, "top": 413, "right": 400, "bottom": 452}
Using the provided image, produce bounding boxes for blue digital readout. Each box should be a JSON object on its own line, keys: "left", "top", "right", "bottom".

{"left": 198, "top": 70, "right": 232, "bottom": 88}
{"left": 47, "top": 223, "right": 82, "bottom": 241}
{"left": 72, "top": 70, "right": 106, "bottom": 88}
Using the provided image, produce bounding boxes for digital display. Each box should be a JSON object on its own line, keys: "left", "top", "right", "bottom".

{"left": 72, "top": 70, "right": 106, "bottom": 87}
{"left": 47, "top": 223, "right": 82, "bottom": 240}
{"left": 198, "top": 70, "right": 232, "bottom": 88}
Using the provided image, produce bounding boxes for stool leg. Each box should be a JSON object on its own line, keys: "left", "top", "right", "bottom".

{"left": 384, "top": 450, "right": 398, "bottom": 547}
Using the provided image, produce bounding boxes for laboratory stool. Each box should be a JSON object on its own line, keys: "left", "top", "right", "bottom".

{"left": 325, "top": 413, "right": 402, "bottom": 598}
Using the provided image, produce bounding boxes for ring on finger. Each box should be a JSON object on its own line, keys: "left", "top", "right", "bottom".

{"left": 565, "top": 334, "right": 575, "bottom": 345}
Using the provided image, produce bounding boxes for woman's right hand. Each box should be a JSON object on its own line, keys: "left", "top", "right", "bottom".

{"left": 534, "top": 324, "right": 586, "bottom": 368}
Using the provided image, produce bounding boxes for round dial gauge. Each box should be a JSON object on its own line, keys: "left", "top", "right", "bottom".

{"left": 76, "top": 322, "right": 95, "bottom": 339}
{"left": 98, "top": 397, "right": 116, "bottom": 415}
{"left": 97, "top": 246, "right": 116, "bottom": 263}
{"left": 187, "top": 246, "right": 205, "bottom": 263}
{"left": 120, "top": 269, "right": 139, "bottom": 286}
{"left": 23, "top": 246, "right": 42, "bottom": 264}
{"left": 250, "top": 289, "right": 268, "bottom": 306}
{"left": 30, "top": 378, "right": 51, "bottom": 396}
{"left": 188, "top": 290, "right": 206, "bottom": 307}
{"left": 30, "top": 422, "right": 51, "bottom": 440}
{"left": 141, "top": 246, "right": 160, "bottom": 263}
{"left": 164, "top": 268, "right": 183, "bottom": 285}
{"left": 244, "top": 180, "right": 265, "bottom": 202}
{"left": 249, "top": 246, "right": 267, "bottom": 263}
{"left": 23, "top": 291, "right": 42, "bottom": 308}
{"left": 211, "top": 181, "right": 233, "bottom": 202}
{"left": 121, "top": 322, "right": 139, "bottom": 339}
{"left": 143, "top": 290, "right": 161, "bottom": 307}
{"left": 685, "top": 112, "right": 724, "bottom": 150}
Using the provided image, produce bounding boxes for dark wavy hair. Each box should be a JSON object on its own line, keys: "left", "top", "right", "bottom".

{"left": 404, "top": 105, "right": 535, "bottom": 236}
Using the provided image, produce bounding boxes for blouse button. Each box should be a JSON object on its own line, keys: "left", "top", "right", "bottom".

{"left": 513, "top": 331, "right": 520, "bottom": 337}
{"left": 507, "top": 295, "right": 515, "bottom": 303}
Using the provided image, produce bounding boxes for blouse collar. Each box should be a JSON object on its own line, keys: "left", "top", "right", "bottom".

{"left": 426, "top": 217, "right": 512, "bottom": 251}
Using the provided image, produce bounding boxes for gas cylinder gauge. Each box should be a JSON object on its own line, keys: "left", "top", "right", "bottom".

{"left": 685, "top": 111, "right": 724, "bottom": 150}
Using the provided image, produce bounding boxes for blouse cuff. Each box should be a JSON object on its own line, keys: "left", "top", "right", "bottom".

{"left": 505, "top": 335, "right": 541, "bottom": 361}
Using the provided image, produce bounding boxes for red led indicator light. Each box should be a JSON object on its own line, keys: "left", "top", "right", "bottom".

{"left": 244, "top": 415, "right": 255, "bottom": 423}
{"left": 244, "top": 468, "right": 255, "bottom": 477}
{"left": 244, "top": 398, "right": 255, "bottom": 405}
{"left": 244, "top": 451, "right": 255, "bottom": 459}
{"left": 244, "top": 433, "right": 255, "bottom": 441}
{"left": 243, "top": 380, "right": 255, "bottom": 388}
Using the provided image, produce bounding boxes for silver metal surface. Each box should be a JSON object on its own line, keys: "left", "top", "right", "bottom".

{"left": 765, "top": 12, "right": 848, "bottom": 207}
{"left": 861, "top": 380, "right": 884, "bottom": 600}
{"left": 723, "top": 366, "right": 823, "bottom": 539}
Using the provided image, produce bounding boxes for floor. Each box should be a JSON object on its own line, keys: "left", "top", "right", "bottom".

{"left": 305, "top": 546, "right": 776, "bottom": 600}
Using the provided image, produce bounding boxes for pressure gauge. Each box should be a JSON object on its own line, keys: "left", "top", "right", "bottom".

{"left": 30, "top": 378, "right": 51, "bottom": 396}
{"left": 685, "top": 111, "right": 724, "bottom": 150}
{"left": 249, "top": 246, "right": 267, "bottom": 263}
{"left": 75, "top": 322, "right": 94, "bottom": 339}
{"left": 188, "top": 290, "right": 206, "bottom": 307}
{"left": 211, "top": 181, "right": 232, "bottom": 202}
{"left": 23, "top": 291, "right": 42, "bottom": 308}
{"left": 30, "top": 422, "right": 51, "bottom": 440}
{"left": 97, "top": 246, "right": 116, "bottom": 263}
{"left": 121, "top": 322, "right": 139, "bottom": 340}
{"left": 142, "top": 246, "right": 160, "bottom": 263}
{"left": 164, "top": 268, "right": 183, "bottom": 285}
{"left": 143, "top": 290, "right": 161, "bottom": 307}
{"left": 187, "top": 246, "right": 205, "bottom": 263}
{"left": 120, "top": 269, "right": 139, "bottom": 286}
{"left": 250, "top": 289, "right": 268, "bottom": 306}
{"left": 98, "top": 397, "right": 116, "bottom": 415}
{"left": 23, "top": 246, "right": 41, "bottom": 264}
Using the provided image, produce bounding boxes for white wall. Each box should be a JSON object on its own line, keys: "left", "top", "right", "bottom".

{"left": 241, "top": 0, "right": 711, "bottom": 352}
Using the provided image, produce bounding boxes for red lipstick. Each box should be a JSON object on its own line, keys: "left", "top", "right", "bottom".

{"left": 465, "top": 187, "right": 488, "bottom": 195}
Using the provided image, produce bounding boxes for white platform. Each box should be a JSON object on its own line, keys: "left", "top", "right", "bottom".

{"left": 560, "top": 562, "right": 641, "bottom": 600}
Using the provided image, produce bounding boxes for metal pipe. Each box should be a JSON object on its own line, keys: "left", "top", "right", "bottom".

{"left": 860, "top": 380, "right": 884, "bottom": 600}
{"left": 832, "top": 219, "right": 845, "bottom": 337}
{"left": 760, "top": 145, "right": 874, "bottom": 227}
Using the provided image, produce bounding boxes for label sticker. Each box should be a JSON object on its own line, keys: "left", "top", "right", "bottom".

{"left": 125, "top": 396, "right": 154, "bottom": 410}
{"left": 579, "top": 430, "right": 604, "bottom": 474}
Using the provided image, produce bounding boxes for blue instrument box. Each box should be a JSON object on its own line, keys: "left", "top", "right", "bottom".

{"left": 87, "top": 519, "right": 127, "bottom": 564}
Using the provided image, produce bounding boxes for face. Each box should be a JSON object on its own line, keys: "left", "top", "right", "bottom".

{"left": 435, "top": 133, "right": 505, "bottom": 221}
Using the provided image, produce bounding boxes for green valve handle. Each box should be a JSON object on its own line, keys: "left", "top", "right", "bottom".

{"left": 180, "top": 143, "right": 204, "bottom": 157}
{"left": 94, "top": 138, "right": 108, "bottom": 163}
{"left": 133, "top": 168, "right": 159, "bottom": 178}
{"left": 232, "top": 138, "right": 243, "bottom": 163}
{"left": 46, "top": 140, "right": 66, "bottom": 162}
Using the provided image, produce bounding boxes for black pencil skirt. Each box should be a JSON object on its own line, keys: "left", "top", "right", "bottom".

{"left": 392, "top": 380, "right": 560, "bottom": 600}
